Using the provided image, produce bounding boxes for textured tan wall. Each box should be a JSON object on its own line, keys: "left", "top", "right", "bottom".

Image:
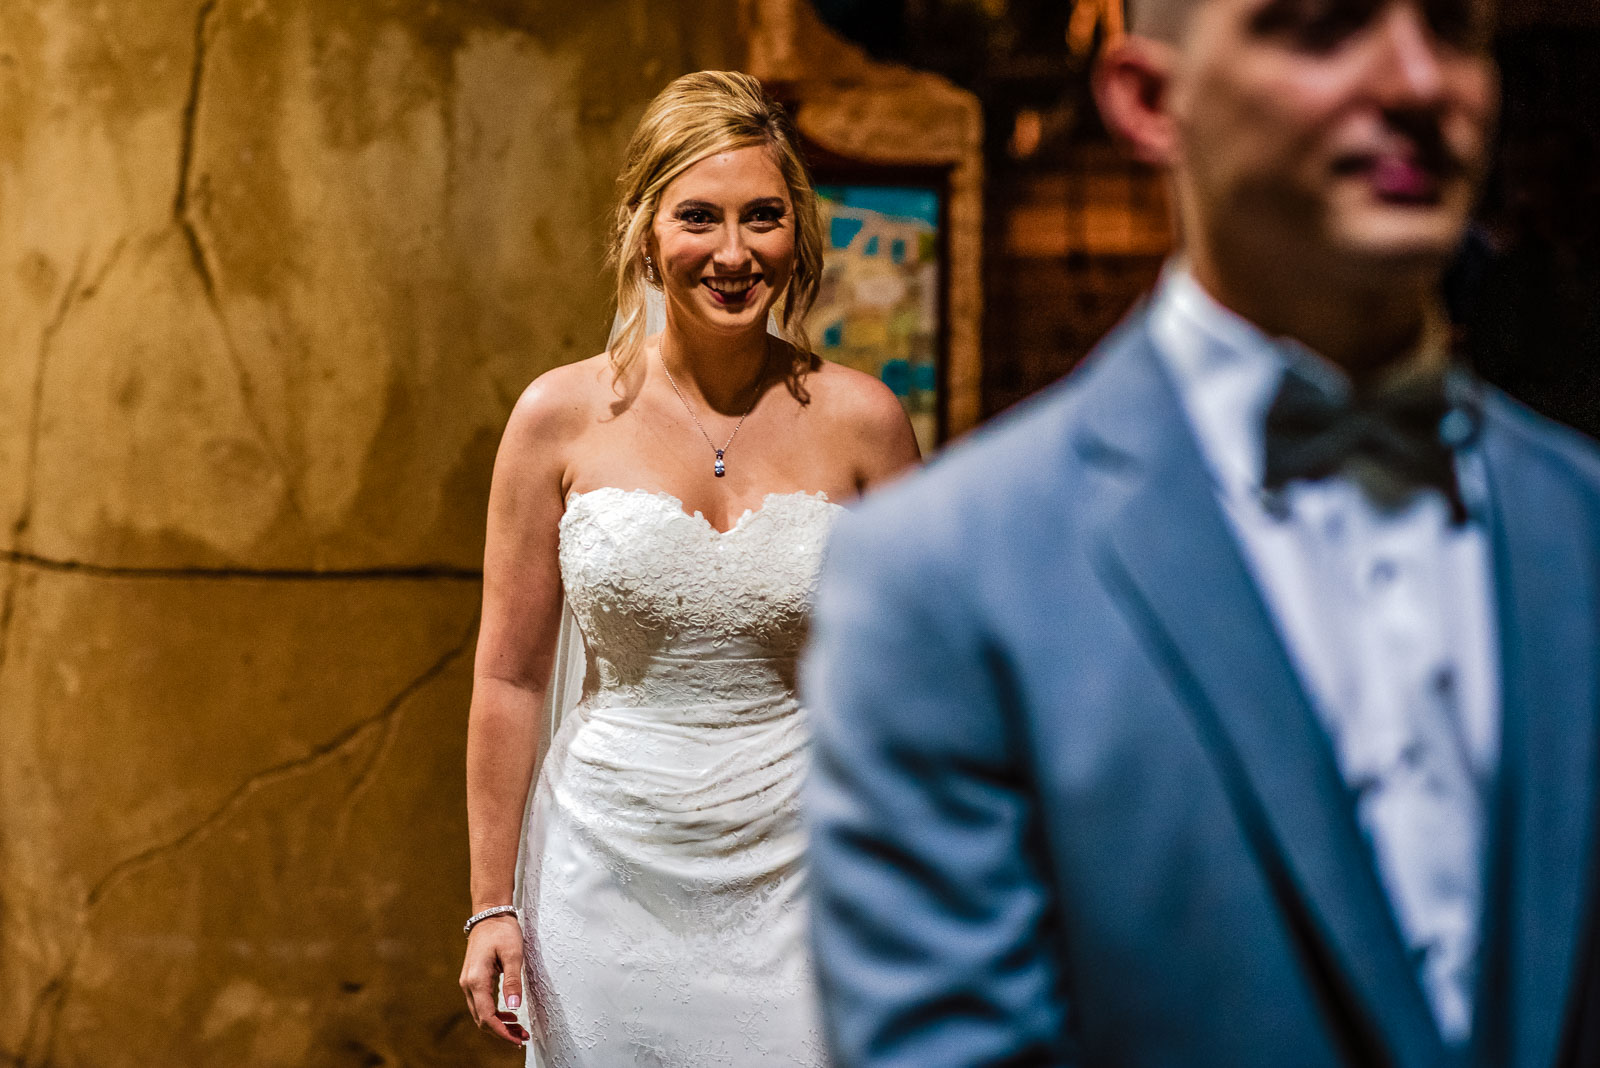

{"left": 0, "top": 2, "right": 979, "bottom": 1064}
{"left": 0, "top": 2, "right": 742, "bottom": 1064}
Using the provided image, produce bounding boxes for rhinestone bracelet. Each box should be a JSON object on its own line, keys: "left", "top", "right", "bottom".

{"left": 464, "top": 905, "right": 518, "bottom": 936}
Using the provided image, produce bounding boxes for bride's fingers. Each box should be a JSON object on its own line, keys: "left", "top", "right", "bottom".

{"left": 463, "top": 977, "right": 498, "bottom": 1032}
{"left": 471, "top": 986, "right": 522, "bottom": 1047}
{"left": 498, "top": 962, "right": 532, "bottom": 1044}
{"left": 502, "top": 965, "right": 524, "bottom": 1015}
{"left": 460, "top": 931, "right": 529, "bottom": 1046}
{"left": 459, "top": 961, "right": 512, "bottom": 1042}
{"left": 502, "top": 966, "right": 534, "bottom": 1043}
{"left": 482, "top": 1012, "right": 525, "bottom": 1047}
{"left": 458, "top": 965, "right": 485, "bottom": 1025}
{"left": 496, "top": 1010, "right": 531, "bottom": 1044}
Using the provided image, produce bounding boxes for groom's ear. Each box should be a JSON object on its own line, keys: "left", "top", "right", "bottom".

{"left": 1093, "top": 36, "right": 1180, "bottom": 167}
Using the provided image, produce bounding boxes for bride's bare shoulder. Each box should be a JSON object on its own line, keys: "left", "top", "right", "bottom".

{"left": 503, "top": 354, "right": 620, "bottom": 445}
{"left": 803, "top": 358, "right": 909, "bottom": 434}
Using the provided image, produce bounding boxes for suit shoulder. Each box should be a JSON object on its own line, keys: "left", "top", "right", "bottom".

{"left": 839, "top": 316, "right": 1149, "bottom": 555}
{"left": 1481, "top": 386, "right": 1600, "bottom": 496}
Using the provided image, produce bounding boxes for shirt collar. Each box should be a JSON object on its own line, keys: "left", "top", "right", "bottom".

{"left": 1150, "top": 261, "right": 1334, "bottom": 501}
{"left": 1149, "top": 260, "right": 1482, "bottom": 519}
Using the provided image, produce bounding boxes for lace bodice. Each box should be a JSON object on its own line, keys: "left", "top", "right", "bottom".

{"left": 559, "top": 488, "right": 842, "bottom": 707}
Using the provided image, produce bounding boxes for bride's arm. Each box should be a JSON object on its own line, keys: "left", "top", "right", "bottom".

{"left": 459, "top": 371, "right": 576, "bottom": 1048}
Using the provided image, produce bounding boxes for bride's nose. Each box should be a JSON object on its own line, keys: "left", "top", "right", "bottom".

{"left": 712, "top": 224, "right": 753, "bottom": 271}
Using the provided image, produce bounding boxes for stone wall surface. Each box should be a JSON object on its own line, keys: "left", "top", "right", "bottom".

{"left": 0, "top": 2, "right": 979, "bottom": 1064}
{"left": 0, "top": 1, "right": 745, "bottom": 1064}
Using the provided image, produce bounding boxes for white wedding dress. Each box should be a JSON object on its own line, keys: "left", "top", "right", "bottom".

{"left": 520, "top": 486, "right": 842, "bottom": 1067}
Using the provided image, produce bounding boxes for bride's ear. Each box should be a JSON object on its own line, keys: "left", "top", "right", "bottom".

{"left": 1093, "top": 36, "right": 1180, "bottom": 167}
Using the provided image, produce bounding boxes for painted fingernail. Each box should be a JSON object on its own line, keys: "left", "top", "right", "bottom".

{"left": 507, "top": 994, "right": 521, "bottom": 1009}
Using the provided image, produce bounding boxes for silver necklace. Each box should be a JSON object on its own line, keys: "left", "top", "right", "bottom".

{"left": 659, "top": 351, "right": 763, "bottom": 478}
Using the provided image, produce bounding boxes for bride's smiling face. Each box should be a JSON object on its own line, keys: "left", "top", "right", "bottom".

{"left": 650, "top": 144, "right": 796, "bottom": 339}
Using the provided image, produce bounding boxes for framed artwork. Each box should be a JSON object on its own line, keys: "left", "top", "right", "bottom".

{"left": 805, "top": 178, "right": 948, "bottom": 454}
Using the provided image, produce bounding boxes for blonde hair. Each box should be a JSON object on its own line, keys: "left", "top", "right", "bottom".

{"left": 608, "top": 71, "right": 823, "bottom": 389}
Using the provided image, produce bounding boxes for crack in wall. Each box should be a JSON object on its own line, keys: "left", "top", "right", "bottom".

{"left": 87, "top": 612, "right": 480, "bottom": 909}
{"left": 333, "top": 700, "right": 406, "bottom": 849}
{"left": 21, "top": 239, "right": 127, "bottom": 540}
{"left": 0, "top": 549, "right": 482, "bottom": 583}
{"left": 173, "top": 0, "right": 306, "bottom": 526}
{"left": 12, "top": 614, "right": 479, "bottom": 1064}
{"left": 0, "top": 561, "right": 23, "bottom": 726}
{"left": 2, "top": 236, "right": 131, "bottom": 1066}
{"left": 13, "top": 254, "right": 87, "bottom": 550}
{"left": 174, "top": 0, "right": 219, "bottom": 294}
{"left": 15, "top": 972, "right": 70, "bottom": 1068}
{"left": 0, "top": 236, "right": 129, "bottom": 687}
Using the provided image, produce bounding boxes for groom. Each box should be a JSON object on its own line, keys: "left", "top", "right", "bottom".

{"left": 803, "top": 0, "right": 1600, "bottom": 1065}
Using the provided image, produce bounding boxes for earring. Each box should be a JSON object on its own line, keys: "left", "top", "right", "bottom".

{"left": 644, "top": 255, "right": 659, "bottom": 285}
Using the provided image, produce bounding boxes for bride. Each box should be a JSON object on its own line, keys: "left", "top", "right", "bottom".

{"left": 458, "top": 70, "right": 920, "bottom": 1065}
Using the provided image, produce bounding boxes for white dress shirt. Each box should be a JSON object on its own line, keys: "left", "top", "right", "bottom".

{"left": 1149, "top": 264, "right": 1501, "bottom": 1045}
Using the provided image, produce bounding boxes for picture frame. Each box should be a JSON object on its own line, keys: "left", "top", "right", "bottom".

{"left": 803, "top": 151, "right": 954, "bottom": 454}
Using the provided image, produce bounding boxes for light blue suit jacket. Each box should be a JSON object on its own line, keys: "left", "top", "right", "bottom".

{"left": 802, "top": 310, "right": 1600, "bottom": 1067}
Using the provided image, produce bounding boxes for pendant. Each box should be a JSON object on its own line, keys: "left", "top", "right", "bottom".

{"left": 714, "top": 450, "right": 726, "bottom": 478}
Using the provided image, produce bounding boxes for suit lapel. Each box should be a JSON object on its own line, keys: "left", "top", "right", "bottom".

{"left": 1079, "top": 326, "right": 1446, "bottom": 1066}
{"left": 1478, "top": 406, "right": 1600, "bottom": 1068}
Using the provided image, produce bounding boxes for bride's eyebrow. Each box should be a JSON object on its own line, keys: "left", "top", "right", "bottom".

{"left": 670, "top": 199, "right": 717, "bottom": 214}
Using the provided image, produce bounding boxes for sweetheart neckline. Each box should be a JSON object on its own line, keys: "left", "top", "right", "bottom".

{"left": 562, "top": 485, "right": 843, "bottom": 537}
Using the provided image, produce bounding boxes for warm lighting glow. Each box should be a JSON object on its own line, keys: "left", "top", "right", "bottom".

{"left": 1009, "top": 109, "right": 1044, "bottom": 159}
{"left": 1067, "top": 0, "right": 1125, "bottom": 58}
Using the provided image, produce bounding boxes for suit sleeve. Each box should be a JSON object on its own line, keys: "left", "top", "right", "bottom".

{"left": 802, "top": 506, "right": 1073, "bottom": 1067}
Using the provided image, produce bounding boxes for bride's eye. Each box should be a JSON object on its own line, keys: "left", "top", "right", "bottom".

{"left": 676, "top": 207, "right": 716, "bottom": 228}
{"left": 745, "top": 206, "right": 787, "bottom": 230}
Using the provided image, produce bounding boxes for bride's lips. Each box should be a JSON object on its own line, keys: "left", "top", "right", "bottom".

{"left": 702, "top": 275, "right": 761, "bottom": 306}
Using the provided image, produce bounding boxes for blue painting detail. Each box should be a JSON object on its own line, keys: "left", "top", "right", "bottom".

{"left": 830, "top": 216, "right": 865, "bottom": 250}
{"left": 817, "top": 185, "right": 940, "bottom": 227}
{"left": 880, "top": 359, "right": 912, "bottom": 397}
{"left": 811, "top": 182, "right": 943, "bottom": 454}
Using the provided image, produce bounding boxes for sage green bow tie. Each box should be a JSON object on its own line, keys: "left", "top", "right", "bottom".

{"left": 1262, "top": 366, "right": 1480, "bottom": 522}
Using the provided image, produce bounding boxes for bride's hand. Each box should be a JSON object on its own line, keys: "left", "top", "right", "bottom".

{"left": 459, "top": 915, "right": 532, "bottom": 1047}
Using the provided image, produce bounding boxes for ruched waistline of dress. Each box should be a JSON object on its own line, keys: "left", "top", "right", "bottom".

{"left": 579, "top": 651, "right": 801, "bottom": 723}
